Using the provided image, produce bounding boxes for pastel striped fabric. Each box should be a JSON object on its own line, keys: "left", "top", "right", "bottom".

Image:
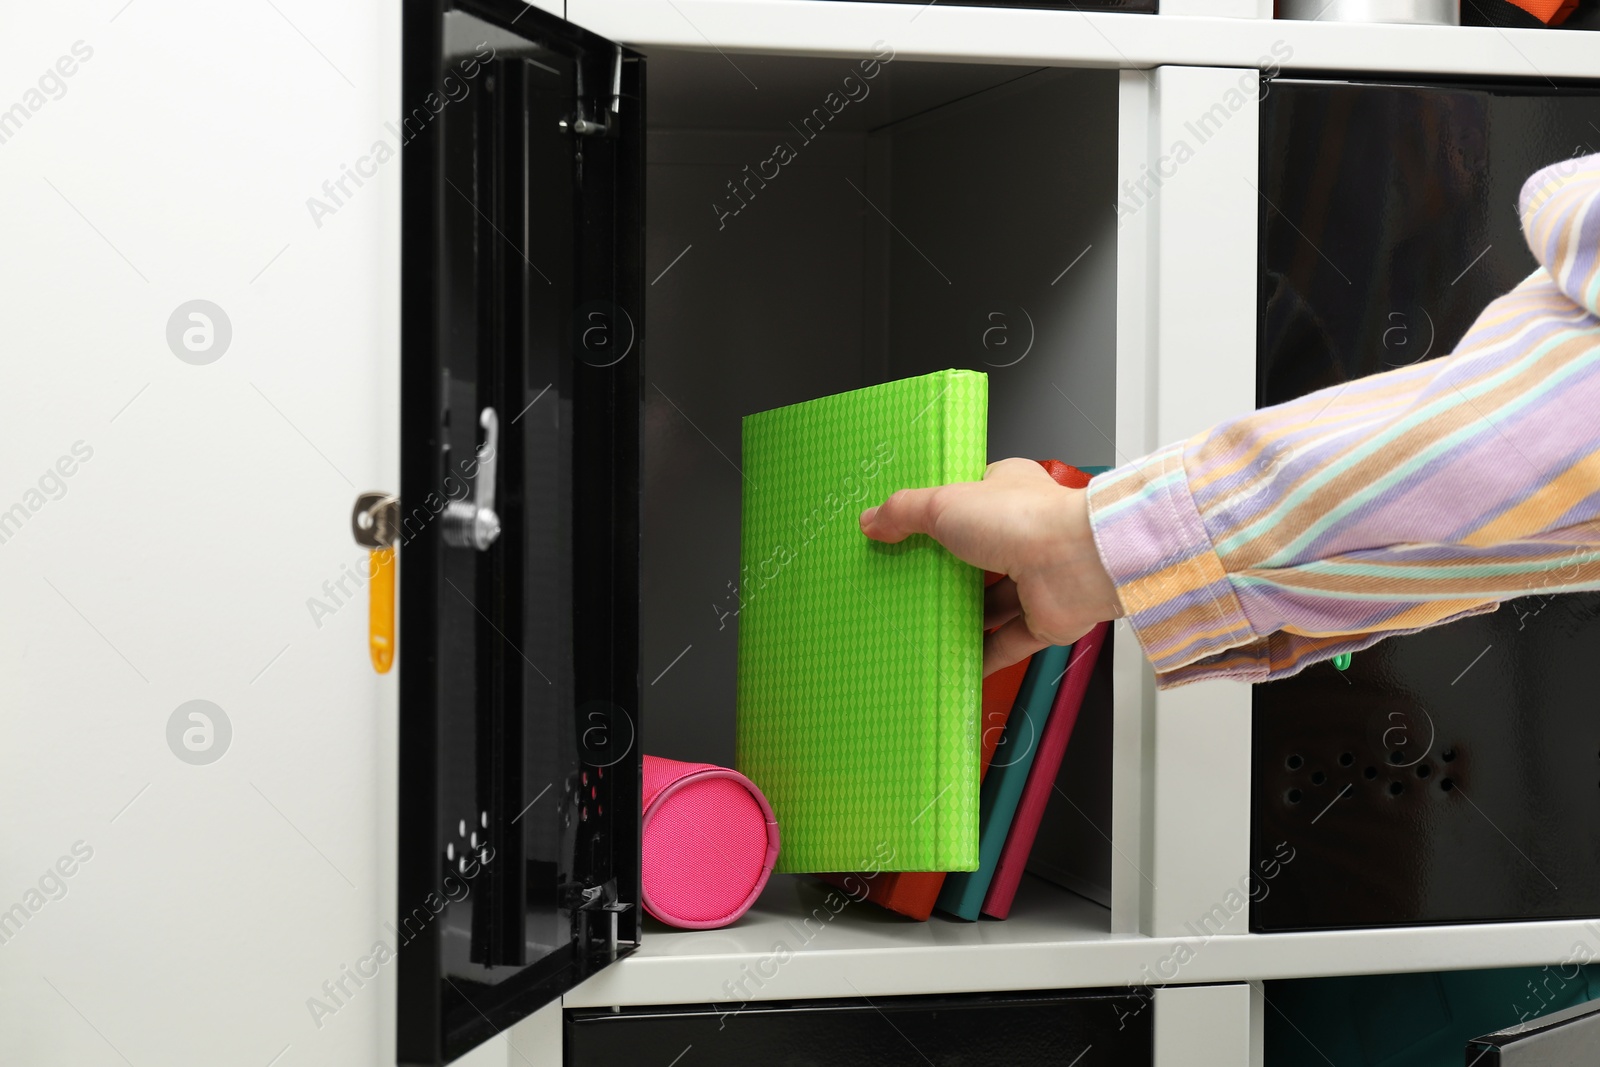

{"left": 1085, "top": 152, "right": 1600, "bottom": 689}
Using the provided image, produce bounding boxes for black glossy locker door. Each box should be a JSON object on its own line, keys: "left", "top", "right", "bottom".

{"left": 1469, "top": 996, "right": 1600, "bottom": 1063}
{"left": 565, "top": 990, "right": 1154, "bottom": 1066}
{"left": 399, "top": 1, "right": 643, "bottom": 1062}
{"left": 1251, "top": 79, "right": 1600, "bottom": 932}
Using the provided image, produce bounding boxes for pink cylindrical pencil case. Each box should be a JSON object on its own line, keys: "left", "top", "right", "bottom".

{"left": 641, "top": 754, "right": 781, "bottom": 929}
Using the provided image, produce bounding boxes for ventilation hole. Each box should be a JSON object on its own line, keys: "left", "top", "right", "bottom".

{"left": 458, "top": 856, "right": 467, "bottom": 873}
{"left": 1310, "top": 771, "right": 1326, "bottom": 786}
{"left": 1416, "top": 764, "right": 1432, "bottom": 779}
{"left": 581, "top": 807, "right": 589, "bottom": 822}
{"left": 1286, "top": 789, "right": 1302, "bottom": 804}
{"left": 446, "top": 843, "right": 454, "bottom": 861}
{"left": 1389, "top": 781, "right": 1405, "bottom": 796}
{"left": 1286, "top": 754, "right": 1303, "bottom": 770}
{"left": 597, "top": 804, "right": 603, "bottom": 816}
{"left": 1442, "top": 748, "right": 1457, "bottom": 763}
{"left": 1389, "top": 750, "right": 1405, "bottom": 764}
{"left": 1364, "top": 766, "right": 1378, "bottom": 780}
{"left": 1339, "top": 752, "right": 1354, "bottom": 767}
{"left": 470, "top": 832, "right": 478, "bottom": 848}
{"left": 458, "top": 820, "right": 467, "bottom": 838}
{"left": 598, "top": 766, "right": 604, "bottom": 778}
{"left": 591, "top": 786, "right": 597, "bottom": 800}
{"left": 1440, "top": 777, "right": 1455, "bottom": 792}
{"left": 582, "top": 771, "right": 589, "bottom": 786}
{"left": 481, "top": 811, "right": 489, "bottom": 829}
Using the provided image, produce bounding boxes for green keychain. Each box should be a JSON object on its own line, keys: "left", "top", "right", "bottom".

{"left": 1332, "top": 652, "right": 1352, "bottom": 671}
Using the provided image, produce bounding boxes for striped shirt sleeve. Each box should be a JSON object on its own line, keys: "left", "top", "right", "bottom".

{"left": 1085, "top": 152, "right": 1600, "bottom": 690}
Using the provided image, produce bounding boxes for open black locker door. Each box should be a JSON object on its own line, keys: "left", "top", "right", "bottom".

{"left": 399, "top": 2, "right": 642, "bottom": 1063}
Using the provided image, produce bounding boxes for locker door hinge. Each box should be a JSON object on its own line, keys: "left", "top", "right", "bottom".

{"left": 564, "top": 880, "right": 633, "bottom": 955}
{"left": 562, "top": 45, "right": 624, "bottom": 136}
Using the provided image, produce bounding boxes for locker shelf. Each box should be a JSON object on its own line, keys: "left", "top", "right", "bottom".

{"left": 566, "top": 873, "right": 1600, "bottom": 1008}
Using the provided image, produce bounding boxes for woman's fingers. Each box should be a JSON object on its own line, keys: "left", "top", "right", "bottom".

{"left": 983, "top": 616, "right": 1051, "bottom": 677}
{"left": 859, "top": 487, "right": 941, "bottom": 544}
{"left": 857, "top": 458, "right": 1113, "bottom": 677}
{"left": 984, "top": 577, "right": 1022, "bottom": 630}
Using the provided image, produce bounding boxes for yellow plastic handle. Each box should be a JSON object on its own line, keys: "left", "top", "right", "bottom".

{"left": 369, "top": 547, "right": 396, "bottom": 674}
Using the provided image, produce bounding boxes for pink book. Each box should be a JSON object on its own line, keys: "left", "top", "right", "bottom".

{"left": 980, "top": 620, "right": 1109, "bottom": 920}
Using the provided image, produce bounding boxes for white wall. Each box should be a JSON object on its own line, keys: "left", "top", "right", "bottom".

{"left": 0, "top": 3, "right": 399, "bottom": 1065}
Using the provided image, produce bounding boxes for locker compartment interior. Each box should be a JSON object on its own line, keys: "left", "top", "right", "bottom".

{"left": 638, "top": 47, "right": 1121, "bottom": 922}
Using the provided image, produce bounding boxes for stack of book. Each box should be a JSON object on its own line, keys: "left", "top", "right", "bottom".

{"left": 736, "top": 369, "right": 1112, "bottom": 922}
{"left": 819, "top": 611, "right": 1109, "bottom": 921}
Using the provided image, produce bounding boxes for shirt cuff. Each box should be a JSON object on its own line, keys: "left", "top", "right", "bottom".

{"left": 1084, "top": 440, "right": 1266, "bottom": 687}
{"left": 1146, "top": 600, "right": 1502, "bottom": 690}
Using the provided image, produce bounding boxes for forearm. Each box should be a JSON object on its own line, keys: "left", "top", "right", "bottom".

{"left": 1088, "top": 264, "right": 1600, "bottom": 689}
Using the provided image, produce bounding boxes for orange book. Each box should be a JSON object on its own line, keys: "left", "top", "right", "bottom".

{"left": 1507, "top": 0, "right": 1579, "bottom": 23}
{"left": 819, "top": 460, "right": 1092, "bottom": 919}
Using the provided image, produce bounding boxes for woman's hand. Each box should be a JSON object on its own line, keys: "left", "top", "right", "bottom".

{"left": 859, "top": 458, "right": 1125, "bottom": 676}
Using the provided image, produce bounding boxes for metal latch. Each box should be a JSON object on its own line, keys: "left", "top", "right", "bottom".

{"left": 565, "top": 110, "right": 611, "bottom": 136}
{"left": 443, "top": 407, "right": 501, "bottom": 551}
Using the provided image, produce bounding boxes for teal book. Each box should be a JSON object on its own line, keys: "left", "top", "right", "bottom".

{"left": 736, "top": 369, "right": 988, "bottom": 874}
{"left": 935, "top": 643, "right": 1073, "bottom": 920}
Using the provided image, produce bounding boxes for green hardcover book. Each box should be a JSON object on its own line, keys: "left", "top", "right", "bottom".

{"left": 736, "top": 369, "right": 988, "bottom": 874}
